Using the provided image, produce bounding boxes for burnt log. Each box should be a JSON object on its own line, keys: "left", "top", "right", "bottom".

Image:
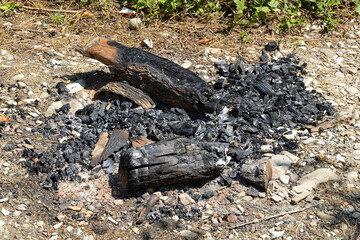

{"left": 95, "top": 81, "right": 155, "bottom": 110}
{"left": 119, "top": 138, "right": 230, "bottom": 190}
{"left": 75, "top": 38, "right": 215, "bottom": 113}
{"left": 239, "top": 159, "right": 272, "bottom": 193}
{"left": 90, "top": 129, "right": 129, "bottom": 167}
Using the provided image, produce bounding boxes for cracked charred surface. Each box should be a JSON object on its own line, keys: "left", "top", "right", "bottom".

{"left": 76, "top": 37, "right": 216, "bottom": 113}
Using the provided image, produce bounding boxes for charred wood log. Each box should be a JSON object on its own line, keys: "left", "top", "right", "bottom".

{"left": 75, "top": 37, "right": 216, "bottom": 113}
{"left": 95, "top": 81, "right": 155, "bottom": 110}
{"left": 119, "top": 138, "right": 230, "bottom": 190}
{"left": 90, "top": 129, "right": 129, "bottom": 167}
{"left": 239, "top": 158, "right": 272, "bottom": 193}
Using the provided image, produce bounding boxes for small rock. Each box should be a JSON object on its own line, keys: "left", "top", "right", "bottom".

{"left": 246, "top": 186, "right": 259, "bottom": 197}
{"left": 335, "top": 71, "right": 345, "bottom": 79}
{"left": 271, "top": 194, "right": 282, "bottom": 203}
{"left": 36, "top": 221, "right": 45, "bottom": 227}
{"left": 206, "top": 48, "right": 222, "bottom": 55}
{"left": 53, "top": 222, "right": 63, "bottom": 229}
{"left": 1, "top": 208, "right": 10, "bottom": 216}
{"left": 12, "top": 73, "right": 25, "bottom": 81}
{"left": 142, "top": 39, "right": 153, "bottom": 49}
{"left": 16, "top": 204, "right": 27, "bottom": 211}
{"left": 270, "top": 230, "right": 285, "bottom": 239}
{"left": 56, "top": 214, "right": 66, "bottom": 222}
{"left": 280, "top": 175, "right": 290, "bottom": 184}
{"left": 67, "top": 226, "right": 74, "bottom": 232}
{"left": 82, "top": 235, "right": 94, "bottom": 240}
{"left": 17, "top": 82, "right": 26, "bottom": 88}
{"left": 179, "top": 193, "right": 196, "bottom": 205}
{"left": 0, "top": 197, "right": 9, "bottom": 203}
{"left": 310, "top": 220, "right": 317, "bottom": 227}
{"left": 261, "top": 145, "right": 273, "bottom": 153}
{"left": 114, "top": 199, "right": 124, "bottom": 206}
{"left": 181, "top": 61, "right": 192, "bottom": 69}
{"left": 293, "top": 168, "right": 340, "bottom": 194}
{"left": 320, "top": 48, "right": 336, "bottom": 58}
{"left": 108, "top": 216, "right": 119, "bottom": 225}
{"left": 66, "top": 82, "right": 84, "bottom": 94}
{"left": 202, "top": 209, "right": 214, "bottom": 220}
{"left": 0, "top": 220, "right": 5, "bottom": 227}
{"left": 129, "top": 18, "right": 142, "bottom": 30}
{"left": 259, "top": 192, "right": 266, "bottom": 198}
{"left": 227, "top": 214, "right": 237, "bottom": 223}
{"left": 172, "top": 215, "right": 179, "bottom": 221}
{"left": 13, "top": 210, "right": 21, "bottom": 217}
{"left": 352, "top": 212, "right": 360, "bottom": 219}
{"left": 291, "top": 190, "right": 311, "bottom": 204}
{"left": 317, "top": 212, "right": 336, "bottom": 221}
{"left": 303, "top": 137, "right": 317, "bottom": 145}
{"left": 269, "top": 155, "right": 292, "bottom": 179}
{"left": 180, "top": 230, "right": 198, "bottom": 240}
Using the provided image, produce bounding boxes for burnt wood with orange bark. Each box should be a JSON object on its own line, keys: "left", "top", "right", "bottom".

{"left": 75, "top": 37, "right": 216, "bottom": 113}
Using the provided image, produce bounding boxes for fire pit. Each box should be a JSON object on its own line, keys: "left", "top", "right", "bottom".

{"left": 23, "top": 39, "right": 333, "bottom": 197}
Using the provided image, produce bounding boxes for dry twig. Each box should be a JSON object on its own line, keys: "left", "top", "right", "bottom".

{"left": 227, "top": 204, "right": 318, "bottom": 229}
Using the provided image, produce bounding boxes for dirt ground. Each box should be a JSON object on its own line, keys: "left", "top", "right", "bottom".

{"left": 0, "top": 7, "right": 360, "bottom": 240}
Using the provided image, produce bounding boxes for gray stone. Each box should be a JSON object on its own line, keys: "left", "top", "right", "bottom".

{"left": 202, "top": 209, "right": 214, "bottom": 220}
{"left": 293, "top": 168, "right": 340, "bottom": 193}
{"left": 180, "top": 230, "right": 198, "bottom": 240}
{"left": 261, "top": 145, "right": 273, "bottom": 153}
{"left": 352, "top": 212, "right": 360, "bottom": 219}
{"left": 53, "top": 222, "right": 63, "bottom": 229}
{"left": 17, "top": 82, "right": 26, "bottom": 88}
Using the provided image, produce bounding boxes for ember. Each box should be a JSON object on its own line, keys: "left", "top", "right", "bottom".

{"left": 22, "top": 41, "right": 333, "bottom": 193}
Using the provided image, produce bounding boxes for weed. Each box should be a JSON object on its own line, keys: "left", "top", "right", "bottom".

{"left": 51, "top": 11, "right": 65, "bottom": 24}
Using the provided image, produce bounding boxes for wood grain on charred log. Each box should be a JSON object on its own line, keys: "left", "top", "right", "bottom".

{"left": 75, "top": 37, "right": 216, "bottom": 113}
{"left": 119, "top": 138, "right": 229, "bottom": 190}
{"left": 95, "top": 81, "right": 155, "bottom": 110}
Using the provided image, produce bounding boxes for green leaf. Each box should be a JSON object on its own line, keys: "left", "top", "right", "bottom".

{"left": 355, "top": 4, "right": 360, "bottom": 15}
{"left": 233, "top": 0, "right": 246, "bottom": 14}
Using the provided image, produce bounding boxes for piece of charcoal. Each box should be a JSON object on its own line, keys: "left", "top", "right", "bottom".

{"left": 214, "top": 60, "right": 230, "bottom": 76}
{"left": 265, "top": 41, "right": 279, "bottom": 51}
{"left": 260, "top": 50, "right": 269, "bottom": 62}
{"left": 169, "top": 121, "right": 200, "bottom": 137}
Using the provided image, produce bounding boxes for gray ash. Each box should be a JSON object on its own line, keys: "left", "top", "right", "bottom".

{"left": 21, "top": 48, "right": 333, "bottom": 190}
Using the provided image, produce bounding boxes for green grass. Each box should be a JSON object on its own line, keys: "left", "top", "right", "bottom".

{"left": 1, "top": 0, "right": 360, "bottom": 31}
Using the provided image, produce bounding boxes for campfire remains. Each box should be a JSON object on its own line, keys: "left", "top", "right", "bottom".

{"left": 23, "top": 39, "right": 334, "bottom": 195}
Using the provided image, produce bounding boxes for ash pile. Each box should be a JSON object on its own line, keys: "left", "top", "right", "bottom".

{"left": 22, "top": 41, "right": 334, "bottom": 193}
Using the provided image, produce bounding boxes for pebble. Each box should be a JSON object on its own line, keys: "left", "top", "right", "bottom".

{"left": 12, "top": 73, "right": 25, "bottom": 81}
{"left": 352, "top": 212, "right": 360, "bottom": 219}
{"left": 0, "top": 220, "right": 5, "bottom": 227}
{"left": 303, "top": 137, "right": 317, "bottom": 145}
{"left": 271, "top": 194, "right": 282, "bottom": 203}
{"left": 56, "top": 214, "right": 66, "bottom": 222}
{"left": 310, "top": 220, "right": 317, "bottom": 227}
{"left": 67, "top": 225, "right": 74, "bottom": 232}
{"left": 114, "top": 199, "right": 124, "bottom": 206}
{"left": 17, "top": 82, "right": 26, "bottom": 88}
{"left": 0, "top": 198, "right": 9, "bottom": 203}
{"left": 16, "top": 204, "right": 27, "bottom": 211}
{"left": 53, "top": 222, "right": 63, "bottom": 229}
{"left": 82, "top": 235, "right": 94, "bottom": 240}
{"left": 270, "top": 230, "right": 285, "bottom": 239}
{"left": 142, "top": 39, "right": 153, "bottom": 49}
{"left": 1, "top": 208, "right": 10, "bottom": 216}
{"left": 179, "top": 193, "right": 196, "bottom": 205}
{"left": 179, "top": 230, "right": 198, "bottom": 240}
{"left": 181, "top": 61, "right": 192, "bottom": 69}
{"left": 129, "top": 18, "right": 142, "bottom": 30}
{"left": 227, "top": 214, "right": 237, "bottom": 223}
{"left": 261, "top": 145, "right": 273, "bottom": 153}
{"left": 317, "top": 212, "right": 336, "bottom": 221}
{"left": 66, "top": 82, "right": 84, "bottom": 94}
{"left": 280, "top": 175, "right": 290, "bottom": 184}
{"left": 108, "top": 216, "right": 119, "bottom": 225}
